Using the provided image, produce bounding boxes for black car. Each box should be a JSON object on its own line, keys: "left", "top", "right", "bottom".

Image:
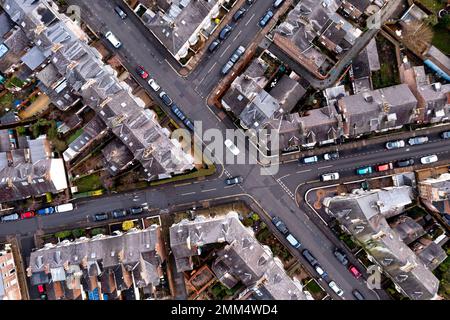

{"left": 302, "top": 249, "right": 318, "bottom": 266}
{"left": 271, "top": 216, "right": 289, "bottom": 235}
{"left": 352, "top": 289, "right": 365, "bottom": 300}
{"left": 208, "top": 39, "right": 220, "bottom": 53}
{"left": 225, "top": 176, "right": 243, "bottom": 185}
{"left": 233, "top": 8, "right": 247, "bottom": 21}
{"left": 333, "top": 248, "right": 349, "bottom": 266}
{"left": 130, "top": 207, "right": 144, "bottom": 215}
{"left": 219, "top": 24, "right": 233, "bottom": 40}
{"left": 396, "top": 158, "right": 415, "bottom": 168}
{"left": 114, "top": 6, "right": 127, "bottom": 19}
{"left": 112, "top": 209, "right": 127, "bottom": 219}
{"left": 159, "top": 91, "right": 173, "bottom": 106}
{"left": 94, "top": 213, "right": 109, "bottom": 222}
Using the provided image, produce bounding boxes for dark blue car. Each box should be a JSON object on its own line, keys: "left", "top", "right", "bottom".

{"left": 36, "top": 207, "right": 55, "bottom": 215}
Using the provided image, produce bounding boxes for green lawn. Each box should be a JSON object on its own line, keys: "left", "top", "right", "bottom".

{"left": 418, "top": 0, "right": 445, "bottom": 13}
{"left": 305, "top": 280, "right": 323, "bottom": 294}
{"left": 73, "top": 173, "right": 103, "bottom": 193}
{"left": 432, "top": 25, "right": 450, "bottom": 55}
{"left": 66, "top": 128, "right": 84, "bottom": 144}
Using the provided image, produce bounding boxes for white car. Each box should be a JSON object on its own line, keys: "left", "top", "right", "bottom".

{"left": 321, "top": 172, "right": 340, "bottom": 182}
{"left": 224, "top": 139, "right": 240, "bottom": 155}
{"left": 148, "top": 79, "right": 160, "bottom": 92}
{"left": 328, "top": 281, "right": 344, "bottom": 296}
{"left": 420, "top": 155, "right": 438, "bottom": 164}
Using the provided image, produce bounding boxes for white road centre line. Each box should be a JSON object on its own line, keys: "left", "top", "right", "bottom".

{"left": 181, "top": 192, "right": 196, "bottom": 196}
{"left": 318, "top": 165, "right": 334, "bottom": 170}
{"left": 219, "top": 44, "right": 232, "bottom": 58}
{"left": 207, "top": 62, "right": 217, "bottom": 74}
{"left": 296, "top": 169, "right": 312, "bottom": 174}
{"left": 201, "top": 188, "right": 217, "bottom": 193}
{"left": 232, "top": 30, "right": 242, "bottom": 42}
{"left": 245, "top": 13, "right": 256, "bottom": 26}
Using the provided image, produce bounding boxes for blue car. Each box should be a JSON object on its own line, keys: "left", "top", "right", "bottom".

{"left": 171, "top": 104, "right": 186, "bottom": 121}
{"left": 183, "top": 118, "right": 195, "bottom": 131}
{"left": 36, "top": 207, "right": 55, "bottom": 215}
{"left": 259, "top": 10, "right": 274, "bottom": 27}
{"left": 356, "top": 166, "right": 373, "bottom": 175}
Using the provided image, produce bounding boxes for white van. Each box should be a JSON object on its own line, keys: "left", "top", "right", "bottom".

{"left": 1, "top": 213, "right": 19, "bottom": 222}
{"left": 302, "top": 155, "right": 318, "bottom": 164}
{"left": 286, "top": 234, "right": 301, "bottom": 249}
{"left": 105, "top": 31, "right": 122, "bottom": 48}
{"left": 55, "top": 203, "right": 74, "bottom": 213}
{"left": 321, "top": 172, "right": 340, "bottom": 182}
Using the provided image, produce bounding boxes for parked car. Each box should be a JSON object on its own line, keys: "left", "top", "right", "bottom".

{"left": 114, "top": 5, "right": 127, "bottom": 19}
{"left": 323, "top": 152, "right": 339, "bottom": 161}
{"left": 272, "top": 216, "right": 289, "bottom": 235}
{"left": 136, "top": 65, "right": 149, "bottom": 79}
{"left": 233, "top": 8, "right": 247, "bottom": 21}
{"left": 286, "top": 234, "right": 301, "bottom": 249}
{"left": 229, "top": 46, "right": 246, "bottom": 63}
{"left": 130, "top": 207, "right": 144, "bottom": 215}
{"left": 408, "top": 136, "right": 429, "bottom": 146}
{"left": 94, "top": 212, "right": 109, "bottom": 222}
{"left": 1, "top": 213, "right": 19, "bottom": 223}
{"left": 55, "top": 203, "right": 74, "bottom": 213}
{"left": 396, "top": 158, "right": 415, "bottom": 168}
{"left": 219, "top": 24, "right": 233, "bottom": 40}
{"left": 273, "top": 0, "right": 285, "bottom": 8}
{"left": 21, "top": 211, "right": 35, "bottom": 219}
{"left": 112, "top": 209, "right": 127, "bottom": 219}
{"left": 225, "top": 176, "right": 243, "bottom": 186}
{"left": 221, "top": 61, "right": 234, "bottom": 75}
{"left": 105, "top": 31, "right": 122, "bottom": 48}
{"left": 321, "top": 172, "right": 340, "bottom": 182}
{"left": 348, "top": 265, "right": 362, "bottom": 279}
{"left": 183, "top": 118, "right": 195, "bottom": 131}
{"left": 159, "top": 91, "right": 173, "bottom": 106}
{"left": 224, "top": 139, "right": 240, "bottom": 155}
{"left": 421, "top": 154, "right": 438, "bottom": 164}
{"left": 441, "top": 131, "right": 450, "bottom": 139}
{"left": 37, "top": 284, "right": 45, "bottom": 294}
{"left": 356, "top": 166, "right": 373, "bottom": 175}
{"left": 333, "top": 248, "right": 349, "bottom": 266}
{"left": 208, "top": 39, "right": 221, "bottom": 53}
{"left": 302, "top": 249, "right": 318, "bottom": 266}
{"left": 314, "top": 264, "right": 328, "bottom": 279}
{"left": 246, "top": 0, "right": 255, "bottom": 4}
{"left": 375, "top": 162, "right": 393, "bottom": 172}
{"left": 301, "top": 155, "right": 319, "bottom": 164}
{"left": 385, "top": 140, "right": 405, "bottom": 150}
{"left": 36, "top": 207, "right": 55, "bottom": 215}
{"left": 259, "top": 10, "right": 274, "bottom": 27}
{"left": 171, "top": 104, "right": 186, "bottom": 121}
{"left": 148, "top": 79, "right": 160, "bottom": 92}
{"left": 352, "top": 289, "right": 365, "bottom": 300}
{"left": 328, "top": 281, "right": 344, "bottom": 296}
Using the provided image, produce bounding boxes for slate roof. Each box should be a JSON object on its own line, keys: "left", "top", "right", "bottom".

{"left": 323, "top": 187, "right": 440, "bottom": 300}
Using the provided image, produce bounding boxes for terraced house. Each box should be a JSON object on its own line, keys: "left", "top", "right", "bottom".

{"left": 1, "top": 0, "right": 194, "bottom": 180}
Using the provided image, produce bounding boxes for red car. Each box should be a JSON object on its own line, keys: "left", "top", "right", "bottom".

{"left": 37, "top": 284, "right": 45, "bottom": 293}
{"left": 21, "top": 211, "right": 35, "bottom": 219}
{"left": 375, "top": 162, "right": 393, "bottom": 172}
{"left": 136, "top": 65, "right": 149, "bottom": 79}
{"left": 348, "top": 265, "right": 362, "bottom": 279}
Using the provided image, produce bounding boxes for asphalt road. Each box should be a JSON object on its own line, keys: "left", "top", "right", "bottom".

{"left": 3, "top": 0, "right": 447, "bottom": 301}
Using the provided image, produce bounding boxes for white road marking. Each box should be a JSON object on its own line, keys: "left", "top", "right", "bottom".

{"left": 318, "top": 165, "right": 333, "bottom": 170}
{"left": 245, "top": 13, "right": 256, "bottom": 26}
{"left": 201, "top": 188, "right": 217, "bottom": 193}
{"left": 232, "top": 30, "right": 242, "bottom": 42}
{"left": 207, "top": 62, "right": 217, "bottom": 74}
{"left": 296, "top": 169, "right": 312, "bottom": 174}
{"left": 181, "top": 192, "right": 196, "bottom": 196}
{"left": 219, "top": 44, "right": 232, "bottom": 58}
